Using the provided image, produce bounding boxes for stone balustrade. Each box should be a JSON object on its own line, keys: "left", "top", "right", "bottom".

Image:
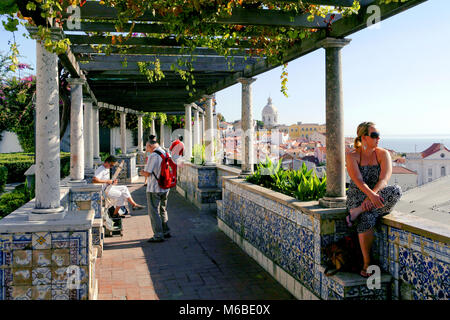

{"left": 176, "top": 160, "right": 240, "bottom": 213}
{"left": 217, "top": 176, "right": 449, "bottom": 300}
{"left": 0, "top": 187, "right": 98, "bottom": 300}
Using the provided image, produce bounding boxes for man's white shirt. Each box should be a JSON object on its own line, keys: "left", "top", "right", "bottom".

{"left": 145, "top": 147, "right": 170, "bottom": 193}
{"left": 94, "top": 165, "right": 110, "bottom": 191}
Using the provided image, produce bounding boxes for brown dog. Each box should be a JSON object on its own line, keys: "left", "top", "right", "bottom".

{"left": 323, "top": 235, "right": 363, "bottom": 276}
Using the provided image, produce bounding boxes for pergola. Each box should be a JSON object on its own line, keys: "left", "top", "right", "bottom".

{"left": 26, "top": 0, "right": 426, "bottom": 215}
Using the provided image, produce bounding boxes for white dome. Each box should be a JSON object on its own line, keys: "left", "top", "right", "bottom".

{"left": 262, "top": 97, "right": 278, "bottom": 115}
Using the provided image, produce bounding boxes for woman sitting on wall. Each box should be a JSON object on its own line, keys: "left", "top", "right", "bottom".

{"left": 346, "top": 122, "right": 402, "bottom": 277}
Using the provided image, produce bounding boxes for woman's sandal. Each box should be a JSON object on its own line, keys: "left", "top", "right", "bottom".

{"left": 346, "top": 213, "right": 355, "bottom": 227}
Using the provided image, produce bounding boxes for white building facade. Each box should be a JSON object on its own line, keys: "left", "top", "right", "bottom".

{"left": 405, "top": 143, "right": 450, "bottom": 186}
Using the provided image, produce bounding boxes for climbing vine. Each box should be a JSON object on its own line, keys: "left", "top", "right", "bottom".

{"left": 1, "top": 0, "right": 409, "bottom": 97}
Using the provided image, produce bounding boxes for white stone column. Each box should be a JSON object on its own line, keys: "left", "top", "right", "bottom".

{"left": 184, "top": 104, "right": 193, "bottom": 160}
{"left": 318, "top": 38, "right": 351, "bottom": 208}
{"left": 193, "top": 108, "right": 200, "bottom": 146}
{"left": 213, "top": 112, "right": 219, "bottom": 161}
{"left": 32, "top": 40, "right": 64, "bottom": 216}
{"left": 120, "top": 112, "right": 127, "bottom": 155}
{"left": 84, "top": 98, "right": 94, "bottom": 172}
{"left": 160, "top": 117, "right": 165, "bottom": 148}
{"left": 137, "top": 114, "right": 144, "bottom": 152}
{"left": 204, "top": 95, "right": 215, "bottom": 165}
{"left": 200, "top": 112, "right": 205, "bottom": 145}
{"left": 238, "top": 77, "right": 257, "bottom": 176}
{"left": 93, "top": 104, "right": 100, "bottom": 162}
{"left": 151, "top": 118, "right": 156, "bottom": 137}
{"left": 67, "top": 78, "right": 85, "bottom": 182}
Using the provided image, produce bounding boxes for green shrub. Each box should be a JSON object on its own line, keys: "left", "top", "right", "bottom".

{"left": 100, "top": 152, "right": 110, "bottom": 162}
{"left": 0, "top": 152, "right": 71, "bottom": 183}
{"left": 191, "top": 144, "right": 205, "bottom": 165}
{"left": 246, "top": 157, "right": 327, "bottom": 201}
{"left": 0, "top": 180, "right": 35, "bottom": 218}
{"left": 60, "top": 153, "right": 71, "bottom": 178}
{"left": 0, "top": 166, "right": 7, "bottom": 193}
{"left": 0, "top": 188, "right": 27, "bottom": 218}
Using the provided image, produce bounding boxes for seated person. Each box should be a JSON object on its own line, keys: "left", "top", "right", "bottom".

{"left": 169, "top": 135, "right": 184, "bottom": 163}
{"left": 93, "top": 155, "right": 145, "bottom": 217}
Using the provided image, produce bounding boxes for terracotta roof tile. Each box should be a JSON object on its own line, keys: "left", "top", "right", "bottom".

{"left": 421, "top": 143, "right": 450, "bottom": 158}
{"left": 392, "top": 166, "right": 417, "bottom": 175}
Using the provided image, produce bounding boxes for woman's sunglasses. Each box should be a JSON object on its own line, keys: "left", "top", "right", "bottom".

{"left": 367, "top": 132, "right": 380, "bottom": 139}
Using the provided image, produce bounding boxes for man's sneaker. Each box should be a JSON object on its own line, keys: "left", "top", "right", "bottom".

{"left": 163, "top": 233, "right": 171, "bottom": 239}
{"left": 147, "top": 237, "right": 164, "bottom": 243}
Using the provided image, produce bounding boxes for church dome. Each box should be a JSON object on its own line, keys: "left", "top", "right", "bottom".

{"left": 262, "top": 97, "right": 278, "bottom": 115}
{"left": 261, "top": 97, "right": 278, "bottom": 127}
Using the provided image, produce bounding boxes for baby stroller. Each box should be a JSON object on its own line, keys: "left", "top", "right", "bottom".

{"left": 103, "top": 192, "right": 130, "bottom": 237}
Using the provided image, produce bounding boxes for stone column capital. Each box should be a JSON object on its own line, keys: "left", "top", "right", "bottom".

{"left": 237, "top": 77, "right": 256, "bottom": 85}
{"left": 317, "top": 37, "right": 351, "bottom": 49}
{"left": 83, "top": 97, "right": 95, "bottom": 104}
{"left": 202, "top": 94, "right": 215, "bottom": 100}
{"left": 67, "top": 77, "right": 86, "bottom": 86}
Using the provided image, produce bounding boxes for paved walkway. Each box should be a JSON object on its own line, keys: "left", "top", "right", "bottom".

{"left": 96, "top": 178, "right": 294, "bottom": 300}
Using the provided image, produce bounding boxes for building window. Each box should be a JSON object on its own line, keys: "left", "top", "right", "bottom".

{"left": 441, "top": 166, "right": 446, "bottom": 177}
{"left": 428, "top": 168, "right": 432, "bottom": 176}
{"left": 428, "top": 178, "right": 432, "bottom": 183}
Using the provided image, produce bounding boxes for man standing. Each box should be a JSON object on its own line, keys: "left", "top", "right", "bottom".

{"left": 93, "top": 155, "right": 145, "bottom": 217}
{"left": 142, "top": 139, "right": 171, "bottom": 242}
{"left": 169, "top": 135, "right": 184, "bottom": 163}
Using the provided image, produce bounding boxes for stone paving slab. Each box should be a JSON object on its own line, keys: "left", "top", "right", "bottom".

{"left": 96, "top": 178, "right": 295, "bottom": 300}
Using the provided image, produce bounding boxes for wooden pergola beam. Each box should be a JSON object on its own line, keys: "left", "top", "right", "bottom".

{"left": 79, "top": 61, "right": 251, "bottom": 72}
{"left": 67, "top": 35, "right": 261, "bottom": 49}
{"left": 78, "top": 54, "right": 262, "bottom": 64}
{"left": 56, "top": 0, "right": 427, "bottom": 113}
{"left": 72, "top": 2, "right": 341, "bottom": 28}
{"left": 71, "top": 44, "right": 247, "bottom": 56}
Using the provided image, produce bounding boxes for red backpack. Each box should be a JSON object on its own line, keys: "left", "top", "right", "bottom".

{"left": 152, "top": 150, "right": 177, "bottom": 189}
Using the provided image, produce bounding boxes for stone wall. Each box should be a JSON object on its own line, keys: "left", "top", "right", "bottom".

{"left": 219, "top": 177, "right": 392, "bottom": 300}
{"left": 374, "top": 214, "right": 449, "bottom": 300}
{"left": 218, "top": 177, "right": 449, "bottom": 300}
{"left": 0, "top": 187, "right": 99, "bottom": 300}
{"left": 176, "top": 160, "right": 223, "bottom": 213}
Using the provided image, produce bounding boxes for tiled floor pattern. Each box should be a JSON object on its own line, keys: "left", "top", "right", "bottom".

{"left": 96, "top": 179, "right": 295, "bottom": 300}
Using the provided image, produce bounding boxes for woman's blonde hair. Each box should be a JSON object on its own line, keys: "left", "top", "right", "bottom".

{"left": 354, "top": 122, "right": 376, "bottom": 149}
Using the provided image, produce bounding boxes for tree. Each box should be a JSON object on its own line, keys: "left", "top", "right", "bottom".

{"left": 256, "top": 120, "right": 264, "bottom": 129}
{"left": 217, "top": 113, "right": 225, "bottom": 122}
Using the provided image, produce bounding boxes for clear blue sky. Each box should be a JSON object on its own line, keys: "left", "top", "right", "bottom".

{"left": 1, "top": 0, "right": 449, "bottom": 137}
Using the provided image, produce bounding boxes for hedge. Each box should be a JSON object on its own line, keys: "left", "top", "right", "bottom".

{"left": 0, "top": 166, "right": 7, "bottom": 193}
{"left": 0, "top": 182, "right": 34, "bottom": 218}
{"left": 0, "top": 152, "right": 71, "bottom": 183}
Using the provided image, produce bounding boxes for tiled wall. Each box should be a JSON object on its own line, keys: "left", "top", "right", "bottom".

{"left": 374, "top": 225, "right": 449, "bottom": 300}
{"left": 69, "top": 190, "right": 102, "bottom": 219}
{"left": 111, "top": 154, "right": 137, "bottom": 183}
{"left": 219, "top": 179, "right": 392, "bottom": 300}
{"left": 220, "top": 178, "right": 449, "bottom": 300}
{"left": 177, "top": 162, "right": 222, "bottom": 211}
{"left": 0, "top": 230, "right": 92, "bottom": 300}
